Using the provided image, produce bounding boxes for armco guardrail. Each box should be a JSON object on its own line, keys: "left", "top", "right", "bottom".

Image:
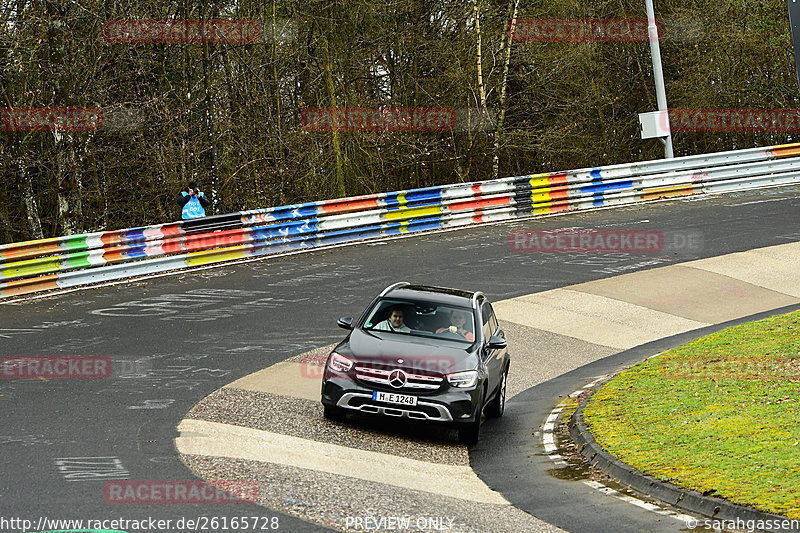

{"left": 2, "top": 142, "right": 800, "bottom": 299}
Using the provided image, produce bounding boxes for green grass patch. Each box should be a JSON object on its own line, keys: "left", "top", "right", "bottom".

{"left": 583, "top": 310, "right": 800, "bottom": 518}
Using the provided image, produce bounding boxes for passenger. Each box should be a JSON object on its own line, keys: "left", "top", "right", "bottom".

{"left": 436, "top": 310, "right": 474, "bottom": 341}
{"left": 373, "top": 306, "right": 411, "bottom": 333}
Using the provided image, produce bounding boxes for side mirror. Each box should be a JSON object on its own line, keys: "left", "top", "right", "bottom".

{"left": 337, "top": 316, "right": 354, "bottom": 330}
{"left": 486, "top": 334, "right": 507, "bottom": 350}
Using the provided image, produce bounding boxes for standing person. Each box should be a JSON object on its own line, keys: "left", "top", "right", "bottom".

{"left": 177, "top": 180, "right": 210, "bottom": 220}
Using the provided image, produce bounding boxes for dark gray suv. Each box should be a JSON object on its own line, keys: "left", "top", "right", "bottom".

{"left": 320, "top": 283, "right": 510, "bottom": 444}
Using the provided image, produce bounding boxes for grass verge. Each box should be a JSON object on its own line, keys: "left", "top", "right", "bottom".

{"left": 583, "top": 310, "right": 800, "bottom": 518}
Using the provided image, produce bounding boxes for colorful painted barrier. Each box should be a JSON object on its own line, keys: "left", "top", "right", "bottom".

{"left": 2, "top": 143, "right": 800, "bottom": 299}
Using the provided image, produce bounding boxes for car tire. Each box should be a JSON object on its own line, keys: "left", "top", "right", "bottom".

{"left": 323, "top": 405, "right": 346, "bottom": 422}
{"left": 485, "top": 367, "right": 507, "bottom": 418}
{"left": 457, "top": 388, "right": 484, "bottom": 445}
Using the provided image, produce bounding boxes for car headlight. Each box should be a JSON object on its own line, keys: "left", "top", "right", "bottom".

{"left": 447, "top": 370, "right": 478, "bottom": 388}
{"left": 327, "top": 352, "right": 354, "bottom": 373}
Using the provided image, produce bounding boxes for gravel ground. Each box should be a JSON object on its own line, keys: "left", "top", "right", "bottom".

{"left": 179, "top": 319, "right": 617, "bottom": 532}
{"left": 185, "top": 388, "right": 469, "bottom": 465}
{"left": 184, "top": 454, "right": 565, "bottom": 533}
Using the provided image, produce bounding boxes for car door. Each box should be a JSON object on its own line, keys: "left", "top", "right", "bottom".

{"left": 480, "top": 302, "right": 503, "bottom": 397}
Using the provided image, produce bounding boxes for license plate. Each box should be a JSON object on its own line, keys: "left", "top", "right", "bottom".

{"left": 372, "top": 391, "right": 417, "bottom": 406}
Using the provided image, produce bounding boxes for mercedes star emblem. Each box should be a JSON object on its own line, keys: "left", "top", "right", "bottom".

{"left": 388, "top": 369, "right": 407, "bottom": 388}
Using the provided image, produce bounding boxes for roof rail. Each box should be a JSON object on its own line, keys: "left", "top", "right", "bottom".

{"left": 471, "top": 291, "right": 484, "bottom": 308}
{"left": 379, "top": 281, "right": 410, "bottom": 297}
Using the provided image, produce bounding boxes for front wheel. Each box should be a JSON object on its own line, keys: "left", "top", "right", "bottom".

{"left": 485, "top": 368, "right": 507, "bottom": 418}
{"left": 457, "top": 389, "right": 484, "bottom": 445}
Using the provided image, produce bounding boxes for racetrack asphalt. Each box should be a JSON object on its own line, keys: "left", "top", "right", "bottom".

{"left": 2, "top": 185, "right": 800, "bottom": 533}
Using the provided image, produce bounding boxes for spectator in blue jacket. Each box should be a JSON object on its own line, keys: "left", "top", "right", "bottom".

{"left": 178, "top": 180, "right": 210, "bottom": 219}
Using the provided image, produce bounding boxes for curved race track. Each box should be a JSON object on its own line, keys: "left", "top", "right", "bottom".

{"left": 2, "top": 185, "right": 800, "bottom": 533}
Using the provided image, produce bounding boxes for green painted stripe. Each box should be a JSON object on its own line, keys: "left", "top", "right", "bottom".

{"left": 64, "top": 251, "right": 93, "bottom": 269}
{"left": 62, "top": 234, "right": 90, "bottom": 251}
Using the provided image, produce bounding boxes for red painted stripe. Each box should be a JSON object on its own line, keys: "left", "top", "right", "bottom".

{"left": 102, "top": 250, "right": 125, "bottom": 263}
{"left": 184, "top": 229, "right": 251, "bottom": 252}
{"left": 320, "top": 197, "right": 380, "bottom": 214}
{"left": 101, "top": 231, "right": 125, "bottom": 246}
{"left": 450, "top": 196, "right": 511, "bottom": 212}
{"left": 549, "top": 198, "right": 571, "bottom": 212}
{"left": 0, "top": 242, "right": 60, "bottom": 260}
{"left": 161, "top": 238, "right": 186, "bottom": 254}
{"left": 548, "top": 173, "right": 569, "bottom": 186}
{"left": 1, "top": 275, "right": 60, "bottom": 297}
{"left": 160, "top": 224, "right": 183, "bottom": 238}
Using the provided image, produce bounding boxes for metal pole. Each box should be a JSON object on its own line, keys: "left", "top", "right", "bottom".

{"left": 645, "top": 0, "right": 674, "bottom": 158}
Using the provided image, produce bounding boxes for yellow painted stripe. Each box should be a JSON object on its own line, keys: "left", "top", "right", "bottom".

{"left": 531, "top": 191, "right": 553, "bottom": 204}
{"left": 643, "top": 184, "right": 695, "bottom": 200}
{"left": 396, "top": 192, "right": 407, "bottom": 205}
{"left": 383, "top": 205, "right": 443, "bottom": 221}
{"left": 186, "top": 245, "right": 248, "bottom": 266}
{"left": 528, "top": 174, "right": 551, "bottom": 189}
{"left": 1, "top": 257, "right": 61, "bottom": 280}
{"left": 532, "top": 206, "right": 553, "bottom": 215}
{"left": 398, "top": 221, "right": 410, "bottom": 234}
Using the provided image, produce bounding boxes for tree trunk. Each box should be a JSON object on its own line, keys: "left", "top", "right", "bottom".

{"left": 20, "top": 162, "right": 43, "bottom": 240}
{"left": 493, "top": 0, "right": 521, "bottom": 180}
{"left": 324, "top": 39, "right": 346, "bottom": 198}
{"left": 202, "top": 39, "right": 219, "bottom": 214}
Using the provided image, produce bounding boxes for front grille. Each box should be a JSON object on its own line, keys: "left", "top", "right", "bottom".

{"left": 354, "top": 364, "right": 443, "bottom": 391}
{"left": 338, "top": 392, "right": 453, "bottom": 421}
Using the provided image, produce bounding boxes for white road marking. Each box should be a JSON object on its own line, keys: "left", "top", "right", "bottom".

{"left": 176, "top": 418, "right": 510, "bottom": 505}
{"left": 725, "top": 197, "right": 788, "bottom": 207}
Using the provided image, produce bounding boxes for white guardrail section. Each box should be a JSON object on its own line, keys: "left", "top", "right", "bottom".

{"left": 2, "top": 143, "right": 799, "bottom": 298}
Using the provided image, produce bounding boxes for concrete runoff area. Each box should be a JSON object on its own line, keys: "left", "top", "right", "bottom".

{"left": 177, "top": 240, "right": 800, "bottom": 532}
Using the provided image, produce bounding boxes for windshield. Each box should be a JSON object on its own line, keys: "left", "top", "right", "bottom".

{"left": 362, "top": 298, "right": 476, "bottom": 344}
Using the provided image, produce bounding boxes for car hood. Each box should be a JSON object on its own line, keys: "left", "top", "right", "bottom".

{"left": 337, "top": 328, "right": 479, "bottom": 374}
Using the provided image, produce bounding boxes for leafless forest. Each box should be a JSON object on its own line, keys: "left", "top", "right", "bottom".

{"left": 0, "top": 0, "right": 796, "bottom": 243}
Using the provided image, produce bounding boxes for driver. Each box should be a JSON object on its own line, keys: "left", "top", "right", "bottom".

{"left": 373, "top": 306, "right": 411, "bottom": 333}
{"left": 436, "top": 310, "right": 474, "bottom": 341}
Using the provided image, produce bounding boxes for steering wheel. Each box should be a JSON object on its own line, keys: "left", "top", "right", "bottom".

{"left": 436, "top": 329, "right": 466, "bottom": 340}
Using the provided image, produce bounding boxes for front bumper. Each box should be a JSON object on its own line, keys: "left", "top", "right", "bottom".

{"left": 321, "top": 376, "right": 481, "bottom": 423}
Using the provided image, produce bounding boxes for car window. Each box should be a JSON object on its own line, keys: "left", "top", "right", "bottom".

{"left": 481, "top": 302, "right": 493, "bottom": 342}
{"left": 362, "top": 298, "right": 475, "bottom": 344}
{"left": 488, "top": 305, "right": 499, "bottom": 336}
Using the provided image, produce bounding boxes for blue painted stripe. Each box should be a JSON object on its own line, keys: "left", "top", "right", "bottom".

{"left": 251, "top": 218, "right": 320, "bottom": 241}
{"left": 123, "top": 229, "right": 147, "bottom": 242}
{"left": 124, "top": 243, "right": 148, "bottom": 258}
{"left": 404, "top": 189, "right": 442, "bottom": 204}
{"left": 580, "top": 180, "right": 634, "bottom": 195}
{"left": 590, "top": 168, "right": 603, "bottom": 181}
